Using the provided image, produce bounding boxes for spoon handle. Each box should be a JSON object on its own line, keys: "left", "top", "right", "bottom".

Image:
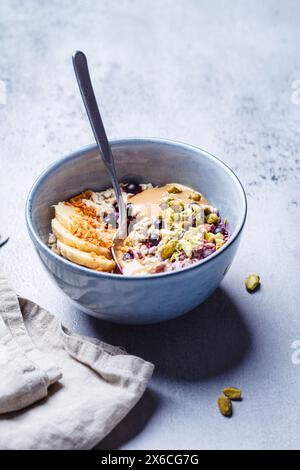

{"left": 72, "top": 50, "right": 122, "bottom": 202}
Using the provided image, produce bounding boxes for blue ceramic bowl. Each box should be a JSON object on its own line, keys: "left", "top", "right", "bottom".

{"left": 26, "top": 138, "right": 247, "bottom": 324}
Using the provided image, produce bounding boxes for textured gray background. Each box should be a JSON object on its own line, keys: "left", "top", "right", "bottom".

{"left": 0, "top": 0, "right": 300, "bottom": 450}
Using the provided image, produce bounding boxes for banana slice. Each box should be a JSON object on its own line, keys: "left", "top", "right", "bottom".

{"left": 51, "top": 218, "right": 111, "bottom": 258}
{"left": 52, "top": 201, "right": 115, "bottom": 272}
{"left": 57, "top": 240, "right": 115, "bottom": 272}
{"left": 54, "top": 202, "right": 81, "bottom": 231}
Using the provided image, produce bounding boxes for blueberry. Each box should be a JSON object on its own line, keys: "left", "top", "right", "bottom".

{"left": 125, "top": 183, "right": 141, "bottom": 194}
{"left": 146, "top": 234, "right": 160, "bottom": 248}
{"left": 214, "top": 227, "right": 225, "bottom": 234}
{"left": 123, "top": 250, "right": 134, "bottom": 261}
{"left": 154, "top": 217, "right": 163, "bottom": 229}
{"left": 214, "top": 223, "right": 226, "bottom": 235}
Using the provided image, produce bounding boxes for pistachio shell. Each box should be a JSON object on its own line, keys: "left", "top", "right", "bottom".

{"left": 218, "top": 396, "right": 232, "bottom": 417}
{"left": 245, "top": 274, "right": 260, "bottom": 292}
{"left": 223, "top": 387, "right": 242, "bottom": 400}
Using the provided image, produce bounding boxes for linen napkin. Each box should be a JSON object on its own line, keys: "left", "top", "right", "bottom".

{"left": 0, "top": 273, "right": 154, "bottom": 450}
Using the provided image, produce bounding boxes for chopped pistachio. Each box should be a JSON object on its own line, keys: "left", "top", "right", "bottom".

{"left": 176, "top": 239, "right": 193, "bottom": 258}
{"left": 181, "top": 208, "right": 193, "bottom": 219}
{"left": 161, "top": 239, "right": 178, "bottom": 260}
{"left": 190, "top": 203, "right": 202, "bottom": 213}
{"left": 217, "top": 396, "right": 232, "bottom": 417}
{"left": 169, "top": 199, "right": 184, "bottom": 212}
{"left": 166, "top": 184, "right": 182, "bottom": 194}
{"left": 160, "top": 229, "right": 176, "bottom": 240}
{"left": 206, "top": 213, "right": 219, "bottom": 225}
{"left": 223, "top": 387, "right": 242, "bottom": 400}
{"left": 215, "top": 239, "right": 225, "bottom": 250}
{"left": 204, "top": 232, "right": 215, "bottom": 243}
{"left": 165, "top": 196, "right": 175, "bottom": 205}
{"left": 245, "top": 274, "right": 260, "bottom": 293}
{"left": 162, "top": 207, "right": 175, "bottom": 226}
{"left": 183, "top": 228, "right": 200, "bottom": 243}
{"left": 214, "top": 232, "right": 224, "bottom": 240}
{"left": 188, "top": 192, "right": 202, "bottom": 201}
{"left": 180, "top": 209, "right": 193, "bottom": 229}
{"left": 204, "top": 205, "right": 212, "bottom": 215}
{"left": 214, "top": 232, "right": 225, "bottom": 250}
{"left": 172, "top": 212, "right": 180, "bottom": 223}
{"left": 160, "top": 196, "right": 175, "bottom": 210}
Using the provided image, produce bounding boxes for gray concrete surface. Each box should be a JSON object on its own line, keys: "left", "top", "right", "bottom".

{"left": 0, "top": 0, "right": 300, "bottom": 450}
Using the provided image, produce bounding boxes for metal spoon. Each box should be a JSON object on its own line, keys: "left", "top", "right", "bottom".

{"left": 72, "top": 50, "right": 125, "bottom": 273}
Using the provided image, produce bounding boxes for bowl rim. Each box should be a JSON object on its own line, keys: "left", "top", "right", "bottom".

{"left": 25, "top": 137, "right": 247, "bottom": 281}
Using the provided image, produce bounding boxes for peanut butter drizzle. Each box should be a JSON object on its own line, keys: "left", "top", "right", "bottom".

{"left": 129, "top": 184, "right": 207, "bottom": 205}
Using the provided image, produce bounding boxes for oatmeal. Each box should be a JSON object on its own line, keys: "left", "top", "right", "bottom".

{"left": 48, "top": 182, "right": 229, "bottom": 275}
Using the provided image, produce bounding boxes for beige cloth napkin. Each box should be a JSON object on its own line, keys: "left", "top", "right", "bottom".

{"left": 0, "top": 273, "right": 154, "bottom": 450}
